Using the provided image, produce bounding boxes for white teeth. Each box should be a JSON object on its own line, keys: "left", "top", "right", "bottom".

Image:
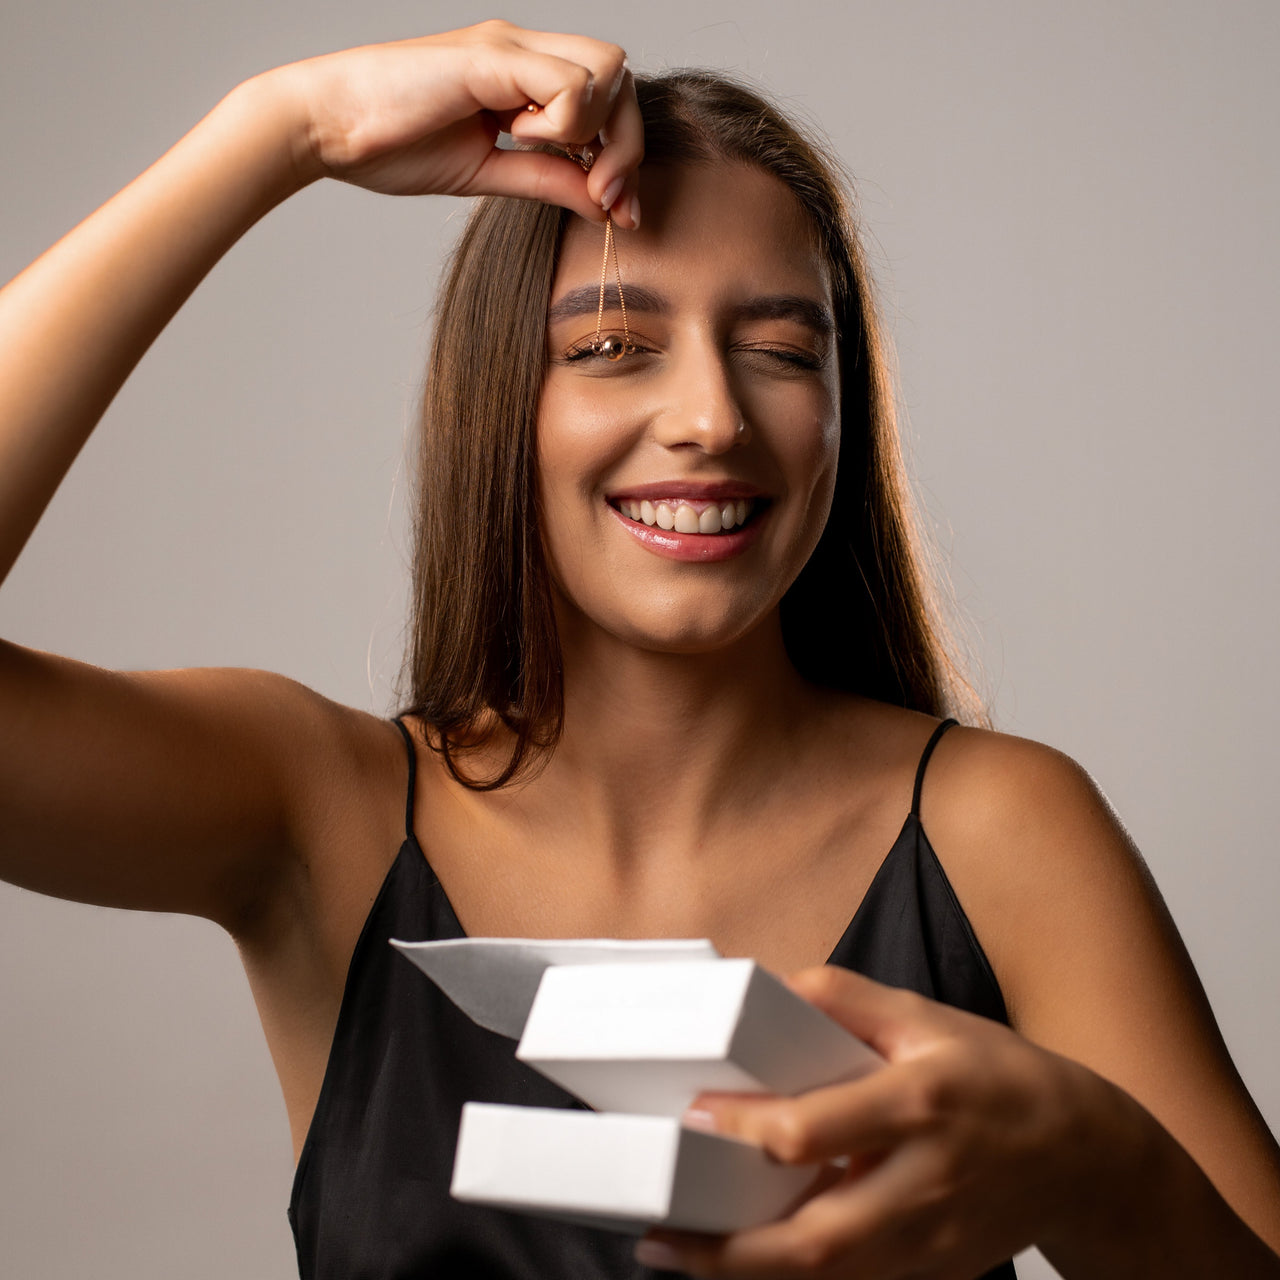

{"left": 620, "top": 497, "right": 755, "bottom": 532}
{"left": 673, "top": 505, "right": 701, "bottom": 534}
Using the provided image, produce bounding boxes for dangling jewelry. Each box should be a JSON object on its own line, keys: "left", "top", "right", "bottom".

{"left": 564, "top": 144, "right": 633, "bottom": 361}
{"left": 592, "top": 215, "right": 631, "bottom": 360}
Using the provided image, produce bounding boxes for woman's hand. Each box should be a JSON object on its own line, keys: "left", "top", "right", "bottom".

{"left": 634, "top": 965, "right": 1144, "bottom": 1278}
{"left": 272, "top": 20, "right": 643, "bottom": 225}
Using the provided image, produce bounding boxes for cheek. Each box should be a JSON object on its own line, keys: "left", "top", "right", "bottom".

{"left": 534, "top": 383, "right": 633, "bottom": 503}
{"left": 802, "top": 436, "right": 840, "bottom": 543}
{"left": 776, "top": 392, "right": 841, "bottom": 518}
{"left": 533, "top": 386, "right": 637, "bottom": 596}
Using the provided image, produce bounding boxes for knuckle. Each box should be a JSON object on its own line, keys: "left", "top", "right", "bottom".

{"left": 469, "top": 17, "right": 509, "bottom": 43}
{"left": 763, "top": 1106, "right": 819, "bottom": 1165}
{"left": 922, "top": 1067, "right": 958, "bottom": 1114}
{"left": 926, "top": 1210, "right": 965, "bottom": 1258}
{"left": 789, "top": 1229, "right": 839, "bottom": 1272}
{"left": 905, "top": 1203, "right": 970, "bottom": 1277}
{"left": 600, "top": 44, "right": 628, "bottom": 81}
{"left": 799, "top": 964, "right": 846, "bottom": 1006}
{"left": 902, "top": 1071, "right": 949, "bottom": 1131}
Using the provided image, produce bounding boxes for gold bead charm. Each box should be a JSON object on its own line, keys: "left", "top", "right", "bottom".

{"left": 594, "top": 335, "right": 630, "bottom": 361}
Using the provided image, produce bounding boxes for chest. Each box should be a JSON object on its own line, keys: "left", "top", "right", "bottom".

{"left": 412, "top": 798, "right": 908, "bottom": 977}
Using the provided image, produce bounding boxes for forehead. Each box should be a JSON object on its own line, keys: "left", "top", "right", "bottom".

{"left": 553, "top": 162, "right": 831, "bottom": 307}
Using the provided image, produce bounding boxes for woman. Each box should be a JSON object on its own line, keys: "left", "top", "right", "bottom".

{"left": 1, "top": 19, "right": 1277, "bottom": 1279}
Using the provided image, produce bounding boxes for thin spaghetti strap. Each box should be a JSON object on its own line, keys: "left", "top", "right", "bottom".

{"left": 392, "top": 716, "right": 418, "bottom": 844}
{"left": 911, "top": 718, "right": 959, "bottom": 818}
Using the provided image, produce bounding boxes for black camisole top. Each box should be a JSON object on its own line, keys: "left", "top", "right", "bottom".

{"left": 288, "top": 718, "right": 1017, "bottom": 1279}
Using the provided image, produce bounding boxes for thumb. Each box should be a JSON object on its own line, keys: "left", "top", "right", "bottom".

{"left": 465, "top": 147, "right": 607, "bottom": 224}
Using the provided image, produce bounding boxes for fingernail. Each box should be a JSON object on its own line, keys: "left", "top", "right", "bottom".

{"left": 628, "top": 193, "right": 641, "bottom": 228}
{"left": 681, "top": 1107, "right": 718, "bottom": 1133}
{"left": 600, "top": 175, "right": 624, "bottom": 212}
{"left": 635, "top": 1240, "right": 684, "bottom": 1270}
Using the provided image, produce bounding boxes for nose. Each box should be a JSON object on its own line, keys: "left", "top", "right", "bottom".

{"left": 648, "top": 340, "right": 751, "bottom": 453}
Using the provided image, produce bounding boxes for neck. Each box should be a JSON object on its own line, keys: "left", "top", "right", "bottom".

{"left": 535, "top": 609, "right": 822, "bottom": 861}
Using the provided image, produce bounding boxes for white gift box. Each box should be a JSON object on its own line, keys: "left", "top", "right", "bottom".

{"left": 451, "top": 1102, "right": 821, "bottom": 1234}
{"left": 392, "top": 937, "right": 882, "bottom": 1233}
{"left": 516, "top": 957, "right": 882, "bottom": 1115}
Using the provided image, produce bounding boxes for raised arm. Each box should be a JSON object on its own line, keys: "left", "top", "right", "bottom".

{"left": 0, "top": 22, "right": 642, "bottom": 931}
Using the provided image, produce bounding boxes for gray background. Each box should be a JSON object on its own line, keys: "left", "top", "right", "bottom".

{"left": 1, "top": 2, "right": 1276, "bottom": 1276}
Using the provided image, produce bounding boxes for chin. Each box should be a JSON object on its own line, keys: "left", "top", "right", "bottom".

{"left": 577, "top": 595, "right": 781, "bottom": 658}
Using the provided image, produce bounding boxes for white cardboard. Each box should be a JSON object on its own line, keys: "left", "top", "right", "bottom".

{"left": 516, "top": 958, "right": 882, "bottom": 1115}
{"left": 394, "top": 938, "right": 880, "bottom": 1235}
{"left": 390, "top": 936, "right": 719, "bottom": 1038}
{"left": 452, "top": 1102, "right": 819, "bottom": 1234}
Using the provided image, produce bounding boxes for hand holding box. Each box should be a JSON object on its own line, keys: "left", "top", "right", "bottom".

{"left": 392, "top": 938, "right": 883, "bottom": 1233}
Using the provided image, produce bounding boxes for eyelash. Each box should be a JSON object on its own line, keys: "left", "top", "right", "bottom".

{"left": 561, "top": 338, "right": 824, "bottom": 370}
{"left": 747, "top": 346, "right": 825, "bottom": 372}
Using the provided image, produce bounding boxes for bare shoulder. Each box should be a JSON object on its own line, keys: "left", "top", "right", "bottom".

{"left": 917, "top": 722, "right": 1280, "bottom": 1235}
{"left": 914, "top": 725, "right": 1169, "bottom": 1024}
{"left": 925, "top": 726, "right": 1141, "bottom": 872}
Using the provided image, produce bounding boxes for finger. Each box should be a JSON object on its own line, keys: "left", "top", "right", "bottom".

{"left": 464, "top": 47, "right": 602, "bottom": 138}
{"left": 689, "top": 1058, "right": 944, "bottom": 1166}
{"left": 638, "top": 1144, "right": 940, "bottom": 1278}
{"left": 784, "top": 964, "right": 956, "bottom": 1059}
{"left": 593, "top": 67, "right": 644, "bottom": 226}
{"left": 508, "top": 28, "right": 630, "bottom": 124}
{"left": 464, "top": 147, "right": 603, "bottom": 223}
{"left": 504, "top": 42, "right": 640, "bottom": 216}
{"left": 503, "top": 40, "right": 624, "bottom": 145}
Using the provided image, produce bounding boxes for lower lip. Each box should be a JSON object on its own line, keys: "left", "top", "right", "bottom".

{"left": 607, "top": 504, "right": 767, "bottom": 562}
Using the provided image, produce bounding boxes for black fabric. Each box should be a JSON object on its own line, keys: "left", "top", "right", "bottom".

{"left": 288, "top": 719, "right": 1015, "bottom": 1279}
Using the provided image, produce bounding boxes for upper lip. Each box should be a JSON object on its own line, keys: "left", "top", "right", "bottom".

{"left": 604, "top": 480, "right": 767, "bottom": 503}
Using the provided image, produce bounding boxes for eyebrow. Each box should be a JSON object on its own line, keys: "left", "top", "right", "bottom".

{"left": 546, "top": 285, "right": 835, "bottom": 336}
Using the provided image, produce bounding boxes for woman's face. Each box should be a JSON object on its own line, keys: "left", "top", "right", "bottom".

{"left": 537, "top": 161, "right": 840, "bottom": 656}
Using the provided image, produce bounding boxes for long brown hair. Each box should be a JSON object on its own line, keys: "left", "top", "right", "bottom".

{"left": 402, "top": 70, "right": 982, "bottom": 789}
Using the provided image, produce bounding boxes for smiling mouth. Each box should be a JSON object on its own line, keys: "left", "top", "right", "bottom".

{"left": 608, "top": 497, "right": 763, "bottom": 535}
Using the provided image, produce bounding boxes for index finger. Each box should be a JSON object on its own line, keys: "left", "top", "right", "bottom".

{"left": 687, "top": 1064, "right": 931, "bottom": 1168}
{"left": 506, "top": 36, "right": 643, "bottom": 221}
{"left": 593, "top": 67, "right": 644, "bottom": 227}
{"left": 507, "top": 27, "right": 631, "bottom": 126}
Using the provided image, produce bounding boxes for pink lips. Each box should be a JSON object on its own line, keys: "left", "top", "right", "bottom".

{"left": 606, "top": 500, "right": 768, "bottom": 563}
